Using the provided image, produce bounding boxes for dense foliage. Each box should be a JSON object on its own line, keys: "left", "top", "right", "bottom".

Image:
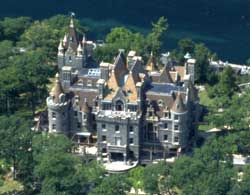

{"left": 94, "top": 17, "right": 168, "bottom": 62}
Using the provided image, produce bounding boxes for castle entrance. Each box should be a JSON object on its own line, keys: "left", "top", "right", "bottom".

{"left": 110, "top": 152, "right": 124, "bottom": 161}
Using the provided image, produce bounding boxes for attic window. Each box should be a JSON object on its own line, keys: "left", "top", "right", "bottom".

{"left": 78, "top": 80, "right": 83, "bottom": 86}
{"left": 158, "top": 99, "right": 164, "bottom": 107}
{"left": 127, "top": 90, "right": 132, "bottom": 95}
{"left": 87, "top": 80, "right": 92, "bottom": 87}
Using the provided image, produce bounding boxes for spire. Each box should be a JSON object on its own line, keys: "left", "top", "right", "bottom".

{"left": 67, "top": 15, "right": 79, "bottom": 52}
{"left": 69, "top": 17, "right": 75, "bottom": 28}
{"left": 50, "top": 73, "right": 64, "bottom": 103}
{"left": 58, "top": 40, "right": 64, "bottom": 55}
{"left": 77, "top": 43, "right": 83, "bottom": 56}
{"left": 145, "top": 51, "right": 157, "bottom": 71}
{"left": 171, "top": 92, "right": 186, "bottom": 113}
{"left": 82, "top": 33, "right": 86, "bottom": 43}
{"left": 63, "top": 33, "right": 68, "bottom": 46}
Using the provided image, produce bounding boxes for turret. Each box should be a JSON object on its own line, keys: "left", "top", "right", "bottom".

{"left": 171, "top": 92, "right": 188, "bottom": 147}
{"left": 46, "top": 73, "right": 70, "bottom": 134}
{"left": 63, "top": 33, "right": 68, "bottom": 47}
{"left": 58, "top": 40, "right": 65, "bottom": 70}
{"left": 77, "top": 43, "right": 83, "bottom": 56}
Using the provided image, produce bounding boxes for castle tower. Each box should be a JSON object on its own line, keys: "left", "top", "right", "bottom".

{"left": 58, "top": 17, "right": 87, "bottom": 72}
{"left": 58, "top": 40, "right": 65, "bottom": 70}
{"left": 46, "top": 73, "right": 70, "bottom": 133}
{"left": 171, "top": 92, "right": 188, "bottom": 147}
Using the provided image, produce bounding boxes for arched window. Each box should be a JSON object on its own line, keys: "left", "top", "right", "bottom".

{"left": 115, "top": 100, "right": 124, "bottom": 111}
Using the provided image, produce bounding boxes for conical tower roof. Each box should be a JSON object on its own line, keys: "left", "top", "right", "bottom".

{"left": 50, "top": 73, "right": 64, "bottom": 103}
{"left": 171, "top": 92, "right": 186, "bottom": 113}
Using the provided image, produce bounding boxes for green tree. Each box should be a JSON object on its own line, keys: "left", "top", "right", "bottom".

{"left": 215, "top": 66, "right": 238, "bottom": 98}
{"left": 0, "top": 115, "right": 33, "bottom": 181}
{"left": 143, "top": 161, "right": 169, "bottom": 194}
{"left": 89, "top": 174, "right": 131, "bottom": 195}
{"left": 94, "top": 27, "right": 146, "bottom": 62}
{"left": 128, "top": 166, "right": 145, "bottom": 193}
{"left": 146, "top": 17, "right": 168, "bottom": 56}
{"left": 0, "top": 40, "right": 14, "bottom": 68}
{"left": 12, "top": 50, "right": 55, "bottom": 116}
{"left": 170, "top": 138, "right": 235, "bottom": 195}
{"left": 0, "top": 17, "right": 32, "bottom": 41}
{"left": 193, "top": 43, "right": 210, "bottom": 83}
{"left": 33, "top": 134, "right": 87, "bottom": 195}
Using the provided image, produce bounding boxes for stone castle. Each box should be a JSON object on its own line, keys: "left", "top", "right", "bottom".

{"left": 47, "top": 17, "right": 200, "bottom": 165}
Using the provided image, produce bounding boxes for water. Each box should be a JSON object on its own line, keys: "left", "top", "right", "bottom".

{"left": 1, "top": 0, "right": 250, "bottom": 63}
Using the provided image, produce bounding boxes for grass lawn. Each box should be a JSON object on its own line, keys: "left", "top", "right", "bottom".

{"left": 198, "top": 88, "right": 217, "bottom": 131}
{"left": 198, "top": 123, "right": 216, "bottom": 131}
{"left": 198, "top": 89, "right": 215, "bottom": 108}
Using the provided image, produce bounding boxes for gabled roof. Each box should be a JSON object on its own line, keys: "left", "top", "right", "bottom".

{"left": 81, "top": 101, "right": 90, "bottom": 113}
{"left": 113, "top": 51, "right": 128, "bottom": 85}
{"left": 107, "top": 70, "right": 119, "bottom": 91}
{"left": 174, "top": 66, "right": 186, "bottom": 81}
{"left": 158, "top": 65, "right": 173, "bottom": 83}
{"left": 123, "top": 72, "right": 139, "bottom": 102}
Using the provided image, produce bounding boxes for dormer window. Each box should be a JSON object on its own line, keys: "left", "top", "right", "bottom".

{"left": 158, "top": 99, "right": 164, "bottom": 107}
{"left": 87, "top": 80, "right": 92, "bottom": 87}
{"left": 115, "top": 100, "right": 124, "bottom": 111}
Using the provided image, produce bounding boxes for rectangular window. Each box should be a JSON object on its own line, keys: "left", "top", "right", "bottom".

{"left": 115, "top": 137, "right": 121, "bottom": 146}
{"left": 52, "top": 112, "right": 56, "bottom": 119}
{"left": 148, "top": 111, "right": 153, "bottom": 117}
{"left": 129, "top": 138, "right": 134, "bottom": 144}
{"left": 74, "top": 111, "right": 78, "bottom": 117}
{"left": 83, "top": 114, "right": 87, "bottom": 119}
{"left": 52, "top": 124, "right": 56, "bottom": 130}
{"left": 102, "top": 124, "right": 106, "bottom": 129}
{"left": 174, "top": 125, "right": 179, "bottom": 131}
{"left": 128, "top": 105, "right": 137, "bottom": 112}
{"left": 102, "top": 135, "right": 106, "bottom": 142}
{"left": 164, "top": 134, "right": 168, "bottom": 141}
{"left": 129, "top": 126, "right": 134, "bottom": 133}
{"left": 115, "top": 125, "right": 119, "bottom": 132}
{"left": 103, "top": 103, "right": 112, "bottom": 110}
{"left": 77, "top": 122, "right": 81, "bottom": 128}
{"left": 164, "top": 123, "right": 168, "bottom": 129}
{"left": 174, "top": 136, "right": 179, "bottom": 142}
{"left": 174, "top": 115, "right": 179, "bottom": 120}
